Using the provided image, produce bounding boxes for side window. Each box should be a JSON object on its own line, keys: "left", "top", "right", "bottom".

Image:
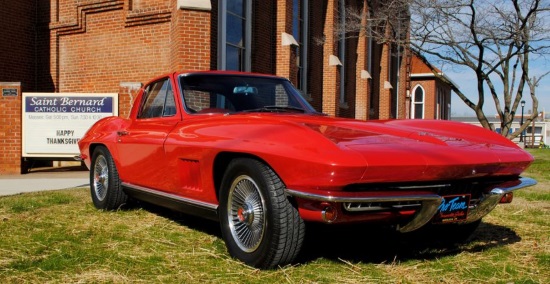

{"left": 138, "top": 79, "right": 176, "bottom": 119}
{"left": 183, "top": 90, "right": 235, "bottom": 113}
{"left": 163, "top": 86, "right": 176, "bottom": 116}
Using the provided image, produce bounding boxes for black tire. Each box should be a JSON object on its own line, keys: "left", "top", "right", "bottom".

{"left": 90, "top": 146, "right": 128, "bottom": 210}
{"left": 219, "top": 158, "right": 305, "bottom": 269}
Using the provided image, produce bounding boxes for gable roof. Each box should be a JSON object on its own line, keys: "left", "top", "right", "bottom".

{"left": 409, "top": 51, "right": 457, "bottom": 88}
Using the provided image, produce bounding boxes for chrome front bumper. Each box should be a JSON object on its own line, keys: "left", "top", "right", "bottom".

{"left": 286, "top": 177, "right": 537, "bottom": 233}
{"left": 465, "top": 177, "right": 537, "bottom": 223}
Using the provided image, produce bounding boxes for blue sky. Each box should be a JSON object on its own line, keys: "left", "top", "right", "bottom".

{"left": 444, "top": 62, "right": 550, "bottom": 117}
{"left": 410, "top": 1, "right": 550, "bottom": 119}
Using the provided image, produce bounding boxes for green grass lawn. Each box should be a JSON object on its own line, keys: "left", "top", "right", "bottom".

{"left": 0, "top": 150, "right": 548, "bottom": 283}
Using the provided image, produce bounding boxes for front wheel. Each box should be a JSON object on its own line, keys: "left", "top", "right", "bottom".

{"left": 90, "top": 146, "right": 128, "bottom": 210}
{"left": 219, "top": 158, "right": 305, "bottom": 269}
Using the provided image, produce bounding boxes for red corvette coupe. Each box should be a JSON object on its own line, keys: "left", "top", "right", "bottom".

{"left": 78, "top": 71, "right": 536, "bottom": 268}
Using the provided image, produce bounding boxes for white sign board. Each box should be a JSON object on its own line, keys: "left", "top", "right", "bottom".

{"left": 22, "top": 93, "right": 118, "bottom": 158}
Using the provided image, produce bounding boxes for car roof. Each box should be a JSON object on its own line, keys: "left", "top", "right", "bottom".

{"left": 176, "top": 70, "right": 284, "bottom": 80}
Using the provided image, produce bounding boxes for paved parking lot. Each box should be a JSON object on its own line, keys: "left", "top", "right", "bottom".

{"left": 0, "top": 168, "right": 89, "bottom": 196}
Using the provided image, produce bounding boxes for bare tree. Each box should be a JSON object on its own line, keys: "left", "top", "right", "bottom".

{"left": 341, "top": 0, "right": 550, "bottom": 139}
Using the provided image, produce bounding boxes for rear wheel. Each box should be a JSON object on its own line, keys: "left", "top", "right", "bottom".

{"left": 90, "top": 146, "right": 128, "bottom": 210}
{"left": 219, "top": 158, "right": 305, "bottom": 269}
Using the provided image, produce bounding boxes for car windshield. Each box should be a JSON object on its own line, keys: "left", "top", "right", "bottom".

{"left": 179, "top": 74, "right": 317, "bottom": 114}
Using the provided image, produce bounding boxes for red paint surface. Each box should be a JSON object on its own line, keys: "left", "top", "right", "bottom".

{"left": 79, "top": 72, "right": 534, "bottom": 223}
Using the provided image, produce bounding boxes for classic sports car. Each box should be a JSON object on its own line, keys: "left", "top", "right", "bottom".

{"left": 78, "top": 71, "right": 536, "bottom": 268}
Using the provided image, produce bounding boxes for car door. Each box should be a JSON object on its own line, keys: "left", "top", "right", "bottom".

{"left": 116, "top": 77, "right": 180, "bottom": 191}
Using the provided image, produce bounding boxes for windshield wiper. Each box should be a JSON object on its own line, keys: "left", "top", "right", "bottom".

{"left": 240, "top": 106, "right": 306, "bottom": 113}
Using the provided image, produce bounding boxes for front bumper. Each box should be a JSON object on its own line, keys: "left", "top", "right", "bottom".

{"left": 465, "top": 177, "right": 537, "bottom": 222}
{"left": 286, "top": 177, "right": 537, "bottom": 233}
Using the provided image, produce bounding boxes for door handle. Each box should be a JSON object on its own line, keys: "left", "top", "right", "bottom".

{"left": 117, "top": 130, "right": 129, "bottom": 136}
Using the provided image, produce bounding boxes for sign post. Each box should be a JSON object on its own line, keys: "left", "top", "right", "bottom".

{"left": 22, "top": 93, "right": 118, "bottom": 158}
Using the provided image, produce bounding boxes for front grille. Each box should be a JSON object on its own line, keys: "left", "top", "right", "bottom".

{"left": 341, "top": 177, "right": 518, "bottom": 212}
{"left": 343, "top": 200, "right": 422, "bottom": 212}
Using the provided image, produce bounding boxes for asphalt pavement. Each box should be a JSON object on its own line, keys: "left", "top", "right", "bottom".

{"left": 0, "top": 167, "right": 89, "bottom": 196}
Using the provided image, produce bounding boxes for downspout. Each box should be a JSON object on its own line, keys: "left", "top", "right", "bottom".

{"left": 395, "top": 10, "right": 401, "bottom": 119}
{"left": 302, "top": 0, "right": 309, "bottom": 97}
{"left": 244, "top": 0, "right": 252, "bottom": 71}
{"left": 217, "top": 0, "right": 227, "bottom": 70}
{"left": 339, "top": 0, "right": 346, "bottom": 105}
{"left": 35, "top": 0, "right": 37, "bottom": 90}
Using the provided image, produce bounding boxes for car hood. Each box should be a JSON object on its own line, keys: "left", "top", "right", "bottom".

{"left": 295, "top": 116, "right": 533, "bottom": 181}
{"left": 179, "top": 114, "right": 533, "bottom": 183}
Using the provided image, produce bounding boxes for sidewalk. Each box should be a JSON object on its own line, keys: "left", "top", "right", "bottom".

{"left": 0, "top": 167, "right": 89, "bottom": 196}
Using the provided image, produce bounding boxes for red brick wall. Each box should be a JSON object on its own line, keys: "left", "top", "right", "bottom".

{"left": 0, "top": 0, "right": 440, "bottom": 174}
{"left": 397, "top": 48, "right": 409, "bottom": 119}
{"left": 354, "top": 1, "right": 369, "bottom": 120}
{"left": 0, "top": 1, "right": 36, "bottom": 174}
{"left": 50, "top": 0, "right": 211, "bottom": 114}
{"left": 378, "top": 40, "right": 391, "bottom": 119}
{"left": 0, "top": 0, "right": 214, "bottom": 173}
{"left": 411, "top": 79, "right": 436, "bottom": 119}
{"left": 253, "top": 0, "right": 276, "bottom": 74}
{"left": 307, "top": 1, "right": 327, "bottom": 112}
{"left": 276, "top": 0, "right": 294, "bottom": 79}
{"left": 52, "top": 1, "right": 171, "bottom": 93}
{"left": 0, "top": 1, "right": 37, "bottom": 91}
{"left": 322, "top": 0, "right": 339, "bottom": 116}
{"left": 170, "top": 6, "right": 212, "bottom": 71}
{"left": 339, "top": 0, "right": 363, "bottom": 119}
{"left": 0, "top": 83, "right": 22, "bottom": 174}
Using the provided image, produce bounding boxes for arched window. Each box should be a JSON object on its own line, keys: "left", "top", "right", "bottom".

{"left": 411, "top": 85, "right": 425, "bottom": 119}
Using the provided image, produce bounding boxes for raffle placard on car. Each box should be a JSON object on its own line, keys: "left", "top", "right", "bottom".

{"left": 22, "top": 93, "right": 118, "bottom": 158}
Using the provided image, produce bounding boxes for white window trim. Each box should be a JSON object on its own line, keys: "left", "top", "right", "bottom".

{"left": 411, "top": 85, "right": 425, "bottom": 119}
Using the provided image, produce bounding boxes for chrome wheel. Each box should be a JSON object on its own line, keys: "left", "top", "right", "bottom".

{"left": 93, "top": 155, "right": 109, "bottom": 201}
{"left": 219, "top": 158, "right": 305, "bottom": 268}
{"left": 89, "top": 146, "right": 127, "bottom": 210}
{"left": 227, "top": 175, "right": 266, "bottom": 253}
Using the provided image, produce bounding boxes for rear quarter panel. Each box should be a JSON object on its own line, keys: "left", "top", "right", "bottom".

{"left": 78, "top": 116, "right": 131, "bottom": 170}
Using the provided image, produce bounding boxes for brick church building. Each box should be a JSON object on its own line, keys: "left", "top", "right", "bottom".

{"left": 0, "top": 0, "right": 453, "bottom": 174}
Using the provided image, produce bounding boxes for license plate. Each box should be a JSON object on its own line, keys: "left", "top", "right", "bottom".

{"left": 433, "top": 194, "right": 471, "bottom": 223}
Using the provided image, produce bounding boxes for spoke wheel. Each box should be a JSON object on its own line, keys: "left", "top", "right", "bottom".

{"left": 219, "top": 158, "right": 305, "bottom": 269}
{"left": 227, "top": 175, "right": 266, "bottom": 253}
{"left": 90, "top": 146, "right": 127, "bottom": 210}
{"left": 92, "top": 155, "right": 109, "bottom": 202}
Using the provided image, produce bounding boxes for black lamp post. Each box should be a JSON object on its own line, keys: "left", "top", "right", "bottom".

{"left": 520, "top": 100, "right": 525, "bottom": 142}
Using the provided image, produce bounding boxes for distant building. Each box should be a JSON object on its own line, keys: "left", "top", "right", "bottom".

{"left": 409, "top": 52, "right": 455, "bottom": 120}
{"left": 453, "top": 112, "right": 549, "bottom": 148}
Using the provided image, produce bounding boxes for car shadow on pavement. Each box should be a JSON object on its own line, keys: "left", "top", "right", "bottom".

{"left": 298, "top": 221, "right": 521, "bottom": 265}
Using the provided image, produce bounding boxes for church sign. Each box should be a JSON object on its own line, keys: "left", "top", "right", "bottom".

{"left": 22, "top": 93, "right": 118, "bottom": 158}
